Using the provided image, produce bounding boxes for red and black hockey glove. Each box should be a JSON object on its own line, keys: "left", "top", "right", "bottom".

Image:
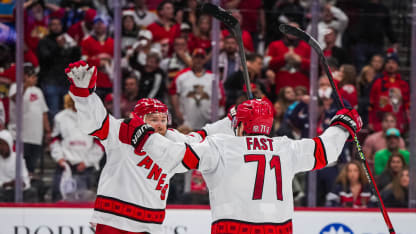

{"left": 330, "top": 108, "right": 363, "bottom": 139}
{"left": 65, "top": 60, "right": 97, "bottom": 97}
{"left": 119, "top": 117, "right": 155, "bottom": 153}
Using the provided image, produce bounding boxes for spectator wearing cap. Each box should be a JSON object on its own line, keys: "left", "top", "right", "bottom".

{"left": 369, "top": 50, "right": 409, "bottom": 133}
{"left": 121, "top": 10, "right": 140, "bottom": 53}
{"left": 147, "top": 0, "right": 179, "bottom": 43}
{"left": 37, "top": 17, "right": 81, "bottom": 119}
{"left": 374, "top": 128, "right": 409, "bottom": 175}
{"left": 8, "top": 64, "right": 51, "bottom": 175}
{"left": 322, "top": 27, "right": 351, "bottom": 66}
{"left": 170, "top": 48, "right": 222, "bottom": 129}
{"left": 0, "top": 130, "right": 33, "bottom": 202}
{"left": 67, "top": 8, "right": 97, "bottom": 46}
{"left": 50, "top": 94, "right": 103, "bottom": 201}
{"left": 306, "top": 3, "right": 348, "bottom": 49}
{"left": 354, "top": 0, "right": 397, "bottom": 71}
{"left": 221, "top": 10, "right": 254, "bottom": 52}
{"left": 131, "top": 0, "right": 158, "bottom": 27}
{"left": 362, "top": 112, "right": 406, "bottom": 165}
{"left": 219, "top": 35, "right": 241, "bottom": 84}
{"left": 81, "top": 15, "right": 114, "bottom": 99}
{"left": 129, "top": 52, "right": 166, "bottom": 101}
{"left": 125, "top": 29, "right": 154, "bottom": 68}
{"left": 267, "top": 21, "right": 311, "bottom": 95}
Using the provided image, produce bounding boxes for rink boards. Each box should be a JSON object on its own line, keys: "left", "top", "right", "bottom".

{"left": 0, "top": 204, "right": 415, "bottom": 234}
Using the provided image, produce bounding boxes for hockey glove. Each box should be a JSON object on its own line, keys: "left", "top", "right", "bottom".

{"left": 330, "top": 108, "right": 363, "bottom": 138}
{"left": 119, "top": 117, "right": 155, "bottom": 153}
{"left": 227, "top": 105, "right": 237, "bottom": 120}
{"left": 65, "top": 60, "right": 97, "bottom": 97}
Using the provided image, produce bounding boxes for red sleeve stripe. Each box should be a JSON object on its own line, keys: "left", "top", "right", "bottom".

{"left": 50, "top": 135, "right": 62, "bottom": 144}
{"left": 195, "top": 129, "right": 207, "bottom": 140}
{"left": 312, "top": 137, "right": 328, "bottom": 170}
{"left": 94, "top": 139, "right": 105, "bottom": 152}
{"left": 89, "top": 113, "right": 110, "bottom": 140}
{"left": 181, "top": 144, "right": 200, "bottom": 170}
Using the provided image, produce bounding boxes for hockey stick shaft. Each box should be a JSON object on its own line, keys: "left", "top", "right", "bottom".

{"left": 201, "top": 3, "right": 253, "bottom": 99}
{"left": 279, "top": 24, "right": 395, "bottom": 234}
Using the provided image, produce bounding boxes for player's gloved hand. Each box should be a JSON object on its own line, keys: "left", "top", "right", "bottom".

{"left": 330, "top": 108, "right": 362, "bottom": 138}
{"left": 119, "top": 117, "right": 155, "bottom": 153}
{"left": 65, "top": 60, "right": 97, "bottom": 97}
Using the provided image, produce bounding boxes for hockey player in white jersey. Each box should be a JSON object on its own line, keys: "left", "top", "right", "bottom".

{"left": 64, "top": 61, "right": 233, "bottom": 234}
{"left": 121, "top": 98, "right": 362, "bottom": 233}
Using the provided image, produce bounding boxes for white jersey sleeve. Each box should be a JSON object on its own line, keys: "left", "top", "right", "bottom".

{"left": 143, "top": 133, "right": 221, "bottom": 173}
{"left": 69, "top": 92, "right": 121, "bottom": 151}
{"left": 282, "top": 126, "right": 349, "bottom": 174}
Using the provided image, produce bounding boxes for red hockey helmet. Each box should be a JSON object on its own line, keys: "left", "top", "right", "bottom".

{"left": 233, "top": 98, "right": 273, "bottom": 135}
{"left": 133, "top": 98, "right": 168, "bottom": 120}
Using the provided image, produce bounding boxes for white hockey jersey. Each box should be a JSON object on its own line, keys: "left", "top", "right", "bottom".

{"left": 70, "top": 92, "right": 232, "bottom": 233}
{"left": 143, "top": 126, "right": 349, "bottom": 233}
{"left": 50, "top": 108, "right": 104, "bottom": 168}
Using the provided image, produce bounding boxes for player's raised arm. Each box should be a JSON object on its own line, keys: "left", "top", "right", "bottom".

{"left": 289, "top": 108, "right": 362, "bottom": 174}
{"left": 65, "top": 61, "right": 118, "bottom": 149}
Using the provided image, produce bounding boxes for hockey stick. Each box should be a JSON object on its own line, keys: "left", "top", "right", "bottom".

{"left": 201, "top": 3, "right": 253, "bottom": 99}
{"left": 279, "top": 24, "right": 396, "bottom": 234}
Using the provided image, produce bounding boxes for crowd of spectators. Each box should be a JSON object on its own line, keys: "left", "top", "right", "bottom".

{"left": 0, "top": 0, "right": 411, "bottom": 207}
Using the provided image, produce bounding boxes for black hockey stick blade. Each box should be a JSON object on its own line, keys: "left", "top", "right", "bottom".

{"left": 201, "top": 3, "right": 238, "bottom": 29}
{"left": 278, "top": 24, "right": 323, "bottom": 57}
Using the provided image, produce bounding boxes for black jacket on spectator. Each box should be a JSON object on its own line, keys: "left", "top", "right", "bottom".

{"left": 129, "top": 57, "right": 166, "bottom": 100}
{"left": 381, "top": 187, "right": 408, "bottom": 208}
{"left": 356, "top": 2, "right": 397, "bottom": 46}
{"left": 37, "top": 34, "right": 81, "bottom": 86}
{"left": 328, "top": 46, "right": 351, "bottom": 66}
{"left": 357, "top": 79, "right": 375, "bottom": 126}
{"left": 377, "top": 170, "right": 394, "bottom": 191}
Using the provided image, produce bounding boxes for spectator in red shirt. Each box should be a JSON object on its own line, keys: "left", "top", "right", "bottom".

{"left": 224, "top": 0, "right": 264, "bottom": 50}
{"left": 22, "top": 0, "right": 60, "bottom": 52}
{"left": 81, "top": 16, "right": 114, "bottom": 99}
{"left": 221, "top": 10, "right": 254, "bottom": 52}
{"left": 338, "top": 64, "right": 358, "bottom": 109}
{"left": 189, "top": 14, "right": 212, "bottom": 53}
{"left": 147, "top": 0, "right": 179, "bottom": 43}
{"left": 369, "top": 51, "right": 409, "bottom": 133}
{"left": 67, "top": 8, "right": 96, "bottom": 46}
{"left": 267, "top": 21, "right": 311, "bottom": 95}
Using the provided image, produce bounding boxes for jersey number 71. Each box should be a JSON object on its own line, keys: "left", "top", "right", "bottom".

{"left": 244, "top": 154, "right": 283, "bottom": 200}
